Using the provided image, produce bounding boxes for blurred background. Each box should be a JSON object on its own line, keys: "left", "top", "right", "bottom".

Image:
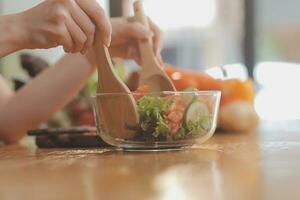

{"left": 0, "top": 0, "right": 300, "bottom": 130}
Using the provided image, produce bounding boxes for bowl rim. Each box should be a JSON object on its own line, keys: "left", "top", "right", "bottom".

{"left": 91, "top": 90, "right": 221, "bottom": 97}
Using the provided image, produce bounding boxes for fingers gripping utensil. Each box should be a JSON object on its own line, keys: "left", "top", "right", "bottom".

{"left": 134, "top": 1, "right": 176, "bottom": 92}
{"left": 94, "top": 32, "right": 139, "bottom": 139}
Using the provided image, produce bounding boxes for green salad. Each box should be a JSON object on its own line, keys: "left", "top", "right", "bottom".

{"left": 132, "top": 91, "right": 213, "bottom": 142}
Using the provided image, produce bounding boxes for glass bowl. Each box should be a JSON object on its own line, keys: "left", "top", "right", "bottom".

{"left": 92, "top": 91, "right": 221, "bottom": 150}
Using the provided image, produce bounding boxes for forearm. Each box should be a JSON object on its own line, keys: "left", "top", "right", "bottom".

{"left": 0, "top": 54, "right": 95, "bottom": 143}
{"left": 0, "top": 14, "right": 24, "bottom": 58}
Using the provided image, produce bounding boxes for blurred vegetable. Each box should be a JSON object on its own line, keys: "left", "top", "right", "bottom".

{"left": 67, "top": 99, "right": 95, "bottom": 126}
{"left": 221, "top": 78, "right": 255, "bottom": 106}
{"left": 164, "top": 65, "right": 256, "bottom": 106}
{"left": 218, "top": 101, "right": 259, "bottom": 132}
{"left": 165, "top": 65, "right": 222, "bottom": 91}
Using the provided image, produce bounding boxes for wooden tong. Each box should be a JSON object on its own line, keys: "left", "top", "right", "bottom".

{"left": 93, "top": 32, "right": 139, "bottom": 139}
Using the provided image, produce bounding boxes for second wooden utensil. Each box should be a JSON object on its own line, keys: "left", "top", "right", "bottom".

{"left": 134, "top": 1, "right": 176, "bottom": 92}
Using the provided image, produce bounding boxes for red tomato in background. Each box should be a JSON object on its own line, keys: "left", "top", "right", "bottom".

{"left": 75, "top": 111, "right": 95, "bottom": 126}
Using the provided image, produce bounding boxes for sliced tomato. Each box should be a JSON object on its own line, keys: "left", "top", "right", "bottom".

{"left": 167, "top": 111, "right": 182, "bottom": 123}
{"left": 164, "top": 96, "right": 186, "bottom": 135}
{"left": 169, "top": 123, "right": 181, "bottom": 136}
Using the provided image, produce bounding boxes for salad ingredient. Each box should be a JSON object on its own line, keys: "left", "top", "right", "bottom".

{"left": 184, "top": 101, "right": 210, "bottom": 135}
{"left": 164, "top": 96, "right": 186, "bottom": 135}
{"left": 136, "top": 95, "right": 174, "bottom": 139}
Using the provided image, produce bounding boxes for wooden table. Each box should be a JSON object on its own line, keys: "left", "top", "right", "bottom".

{"left": 0, "top": 130, "right": 300, "bottom": 200}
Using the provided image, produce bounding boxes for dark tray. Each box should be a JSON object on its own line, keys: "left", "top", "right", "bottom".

{"left": 28, "top": 127, "right": 111, "bottom": 148}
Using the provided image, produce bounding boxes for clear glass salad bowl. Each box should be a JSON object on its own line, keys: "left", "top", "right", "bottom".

{"left": 92, "top": 91, "right": 221, "bottom": 150}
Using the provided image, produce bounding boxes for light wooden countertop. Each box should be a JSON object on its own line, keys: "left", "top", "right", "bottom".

{"left": 0, "top": 130, "right": 299, "bottom": 200}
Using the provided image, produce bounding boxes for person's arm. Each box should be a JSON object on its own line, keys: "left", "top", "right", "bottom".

{"left": 0, "top": 14, "right": 24, "bottom": 57}
{"left": 0, "top": 0, "right": 112, "bottom": 58}
{"left": 0, "top": 54, "right": 94, "bottom": 143}
{"left": 0, "top": 75, "right": 14, "bottom": 108}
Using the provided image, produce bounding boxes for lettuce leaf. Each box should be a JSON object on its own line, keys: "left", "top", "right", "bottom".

{"left": 137, "top": 96, "right": 173, "bottom": 138}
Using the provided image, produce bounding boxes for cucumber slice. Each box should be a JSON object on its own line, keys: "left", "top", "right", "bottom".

{"left": 184, "top": 101, "right": 210, "bottom": 132}
{"left": 200, "top": 116, "right": 212, "bottom": 131}
{"left": 182, "top": 88, "right": 198, "bottom": 106}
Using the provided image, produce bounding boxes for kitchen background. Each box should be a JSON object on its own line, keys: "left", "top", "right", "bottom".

{"left": 0, "top": 0, "right": 300, "bottom": 129}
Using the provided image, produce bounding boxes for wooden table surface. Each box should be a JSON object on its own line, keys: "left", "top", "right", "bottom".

{"left": 0, "top": 129, "right": 300, "bottom": 200}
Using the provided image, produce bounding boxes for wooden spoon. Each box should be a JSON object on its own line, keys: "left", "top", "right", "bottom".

{"left": 134, "top": 1, "right": 176, "bottom": 92}
{"left": 94, "top": 33, "right": 139, "bottom": 139}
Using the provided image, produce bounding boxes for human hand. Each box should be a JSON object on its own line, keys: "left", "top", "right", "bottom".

{"left": 17, "top": 0, "right": 111, "bottom": 53}
{"left": 85, "top": 17, "right": 163, "bottom": 66}
{"left": 109, "top": 17, "right": 163, "bottom": 63}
